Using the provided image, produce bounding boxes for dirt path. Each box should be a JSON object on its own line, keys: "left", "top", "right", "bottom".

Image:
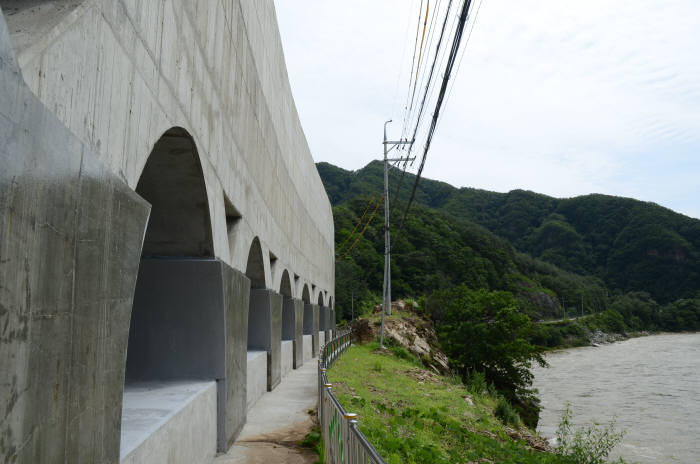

{"left": 215, "top": 361, "right": 319, "bottom": 464}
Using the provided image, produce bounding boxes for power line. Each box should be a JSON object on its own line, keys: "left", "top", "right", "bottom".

{"left": 392, "top": 0, "right": 455, "bottom": 211}
{"left": 336, "top": 195, "right": 377, "bottom": 255}
{"left": 395, "top": 0, "right": 476, "bottom": 243}
{"left": 336, "top": 198, "right": 383, "bottom": 261}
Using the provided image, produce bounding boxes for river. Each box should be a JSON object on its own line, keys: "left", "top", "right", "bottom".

{"left": 533, "top": 333, "right": 700, "bottom": 464}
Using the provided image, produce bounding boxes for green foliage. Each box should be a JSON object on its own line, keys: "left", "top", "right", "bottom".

{"left": 465, "top": 371, "right": 488, "bottom": 395}
{"left": 494, "top": 397, "right": 521, "bottom": 427}
{"left": 427, "top": 286, "right": 546, "bottom": 427}
{"left": 319, "top": 161, "right": 700, "bottom": 306}
{"left": 556, "top": 403, "right": 626, "bottom": 464}
{"left": 327, "top": 343, "right": 573, "bottom": 464}
{"left": 299, "top": 426, "right": 325, "bottom": 463}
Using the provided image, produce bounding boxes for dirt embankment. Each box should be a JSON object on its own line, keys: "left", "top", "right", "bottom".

{"left": 349, "top": 302, "right": 452, "bottom": 375}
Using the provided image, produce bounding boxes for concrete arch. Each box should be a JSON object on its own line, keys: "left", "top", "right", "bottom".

{"left": 246, "top": 237, "right": 266, "bottom": 289}
{"left": 301, "top": 284, "right": 311, "bottom": 304}
{"left": 279, "top": 269, "right": 293, "bottom": 298}
{"left": 317, "top": 291, "right": 324, "bottom": 306}
{"left": 137, "top": 127, "right": 214, "bottom": 257}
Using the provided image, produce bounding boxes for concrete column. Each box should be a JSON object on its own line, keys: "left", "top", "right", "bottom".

{"left": 321, "top": 306, "right": 331, "bottom": 342}
{"left": 303, "top": 303, "right": 320, "bottom": 356}
{"left": 283, "top": 298, "right": 305, "bottom": 368}
{"left": 221, "top": 265, "right": 250, "bottom": 451}
{"left": 127, "top": 259, "right": 249, "bottom": 453}
{"left": 248, "top": 289, "right": 283, "bottom": 392}
{"left": 0, "top": 26, "right": 152, "bottom": 462}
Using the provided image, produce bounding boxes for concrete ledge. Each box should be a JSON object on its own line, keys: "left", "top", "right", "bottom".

{"left": 120, "top": 381, "right": 216, "bottom": 464}
{"left": 281, "top": 340, "right": 293, "bottom": 379}
{"left": 302, "top": 335, "right": 313, "bottom": 363}
{"left": 247, "top": 351, "right": 267, "bottom": 412}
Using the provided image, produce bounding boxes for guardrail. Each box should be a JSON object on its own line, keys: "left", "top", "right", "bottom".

{"left": 318, "top": 328, "right": 387, "bottom": 464}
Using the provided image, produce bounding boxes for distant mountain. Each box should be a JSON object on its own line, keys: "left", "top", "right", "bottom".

{"left": 318, "top": 161, "right": 700, "bottom": 305}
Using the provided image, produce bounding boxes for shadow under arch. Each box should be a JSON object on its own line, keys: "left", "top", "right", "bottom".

{"left": 245, "top": 237, "right": 283, "bottom": 397}
{"left": 279, "top": 269, "right": 302, "bottom": 369}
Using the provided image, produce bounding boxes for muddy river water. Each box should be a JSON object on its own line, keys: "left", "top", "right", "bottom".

{"left": 533, "top": 333, "right": 700, "bottom": 463}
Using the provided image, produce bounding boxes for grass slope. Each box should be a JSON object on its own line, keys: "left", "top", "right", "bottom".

{"left": 327, "top": 343, "right": 571, "bottom": 464}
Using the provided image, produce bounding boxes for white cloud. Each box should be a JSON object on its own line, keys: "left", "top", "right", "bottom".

{"left": 274, "top": 0, "right": 700, "bottom": 219}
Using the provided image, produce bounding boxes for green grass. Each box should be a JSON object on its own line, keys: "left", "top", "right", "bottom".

{"left": 327, "top": 342, "right": 573, "bottom": 464}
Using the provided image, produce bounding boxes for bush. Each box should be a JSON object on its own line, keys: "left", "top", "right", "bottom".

{"left": 465, "top": 371, "right": 488, "bottom": 394}
{"left": 556, "top": 402, "right": 626, "bottom": 464}
{"left": 494, "top": 398, "right": 521, "bottom": 427}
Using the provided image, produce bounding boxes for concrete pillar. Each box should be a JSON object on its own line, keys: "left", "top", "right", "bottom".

{"left": 248, "top": 289, "right": 283, "bottom": 392}
{"left": 221, "top": 265, "right": 250, "bottom": 451}
{"left": 283, "top": 298, "right": 305, "bottom": 368}
{"left": 127, "top": 259, "right": 249, "bottom": 453}
{"left": 0, "top": 25, "right": 152, "bottom": 462}
{"left": 321, "top": 306, "right": 331, "bottom": 342}
{"left": 303, "top": 303, "right": 320, "bottom": 356}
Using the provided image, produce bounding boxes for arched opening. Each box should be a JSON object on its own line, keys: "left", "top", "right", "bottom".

{"left": 122, "top": 128, "right": 220, "bottom": 458}
{"left": 279, "top": 270, "right": 296, "bottom": 375}
{"left": 246, "top": 237, "right": 282, "bottom": 407}
{"left": 245, "top": 237, "right": 265, "bottom": 289}
{"left": 302, "top": 284, "right": 311, "bottom": 304}
{"left": 317, "top": 291, "right": 327, "bottom": 346}
{"left": 301, "top": 284, "right": 317, "bottom": 360}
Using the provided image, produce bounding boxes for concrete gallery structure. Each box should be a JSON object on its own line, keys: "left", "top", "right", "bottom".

{"left": 0, "top": 1, "right": 336, "bottom": 462}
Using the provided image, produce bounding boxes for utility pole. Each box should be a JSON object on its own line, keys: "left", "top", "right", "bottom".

{"left": 351, "top": 290, "right": 354, "bottom": 321}
{"left": 379, "top": 120, "right": 414, "bottom": 349}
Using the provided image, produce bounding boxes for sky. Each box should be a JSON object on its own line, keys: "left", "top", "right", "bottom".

{"left": 273, "top": 0, "right": 700, "bottom": 219}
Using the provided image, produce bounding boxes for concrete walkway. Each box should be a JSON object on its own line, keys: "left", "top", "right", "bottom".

{"left": 215, "top": 360, "right": 319, "bottom": 463}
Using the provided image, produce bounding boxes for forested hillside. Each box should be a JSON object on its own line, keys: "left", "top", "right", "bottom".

{"left": 321, "top": 160, "right": 700, "bottom": 426}
{"left": 320, "top": 161, "right": 700, "bottom": 305}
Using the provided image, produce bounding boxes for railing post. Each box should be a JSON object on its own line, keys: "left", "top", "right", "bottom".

{"left": 344, "top": 413, "right": 358, "bottom": 463}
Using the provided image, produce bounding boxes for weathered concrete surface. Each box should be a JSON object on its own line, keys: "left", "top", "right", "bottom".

{"left": 0, "top": 0, "right": 334, "bottom": 461}
{"left": 302, "top": 335, "right": 313, "bottom": 363}
{"left": 248, "top": 289, "right": 283, "bottom": 392}
{"left": 0, "top": 0, "right": 335, "bottom": 301}
{"left": 216, "top": 361, "right": 318, "bottom": 464}
{"left": 293, "top": 299, "right": 305, "bottom": 369}
{"left": 281, "top": 340, "right": 293, "bottom": 378}
{"left": 0, "top": 12, "right": 150, "bottom": 463}
{"left": 246, "top": 351, "right": 267, "bottom": 412}
{"left": 221, "top": 265, "right": 251, "bottom": 451}
{"left": 120, "top": 381, "right": 216, "bottom": 464}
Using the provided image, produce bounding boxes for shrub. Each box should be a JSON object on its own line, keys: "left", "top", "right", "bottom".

{"left": 494, "top": 397, "right": 521, "bottom": 427}
{"left": 465, "top": 371, "right": 488, "bottom": 394}
{"left": 556, "top": 402, "right": 626, "bottom": 464}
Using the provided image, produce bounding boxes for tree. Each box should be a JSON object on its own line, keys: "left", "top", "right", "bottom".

{"left": 428, "top": 286, "right": 546, "bottom": 427}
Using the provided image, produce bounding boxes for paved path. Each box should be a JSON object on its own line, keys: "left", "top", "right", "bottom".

{"left": 215, "top": 360, "right": 319, "bottom": 463}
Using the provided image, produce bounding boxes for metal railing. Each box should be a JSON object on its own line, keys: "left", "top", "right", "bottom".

{"left": 318, "top": 328, "right": 387, "bottom": 464}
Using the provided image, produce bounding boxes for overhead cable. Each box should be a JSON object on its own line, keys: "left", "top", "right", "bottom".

{"left": 336, "top": 195, "right": 377, "bottom": 255}
{"left": 395, "top": 0, "right": 475, "bottom": 244}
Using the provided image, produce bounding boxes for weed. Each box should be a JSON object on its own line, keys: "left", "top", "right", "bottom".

{"left": 494, "top": 397, "right": 521, "bottom": 427}
{"left": 556, "top": 402, "right": 626, "bottom": 464}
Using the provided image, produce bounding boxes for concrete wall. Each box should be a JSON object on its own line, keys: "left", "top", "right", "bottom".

{"left": 0, "top": 1, "right": 333, "bottom": 461}
{"left": 0, "top": 12, "right": 150, "bottom": 462}
{"left": 121, "top": 381, "right": 217, "bottom": 464}
{"left": 302, "top": 335, "right": 313, "bottom": 363}
{"left": 221, "top": 265, "right": 250, "bottom": 451}
{"left": 281, "top": 341, "right": 293, "bottom": 378}
{"left": 246, "top": 351, "right": 267, "bottom": 412}
{"left": 0, "top": 0, "right": 335, "bottom": 302}
{"left": 248, "top": 289, "right": 282, "bottom": 391}
{"left": 283, "top": 298, "right": 305, "bottom": 369}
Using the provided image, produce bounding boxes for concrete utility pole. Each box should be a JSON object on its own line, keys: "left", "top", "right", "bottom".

{"left": 379, "top": 120, "right": 414, "bottom": 349}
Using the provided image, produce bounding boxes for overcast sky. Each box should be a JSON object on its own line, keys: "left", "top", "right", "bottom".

{"left": 273, "top": 0, "right": 700, "bottom": 219}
